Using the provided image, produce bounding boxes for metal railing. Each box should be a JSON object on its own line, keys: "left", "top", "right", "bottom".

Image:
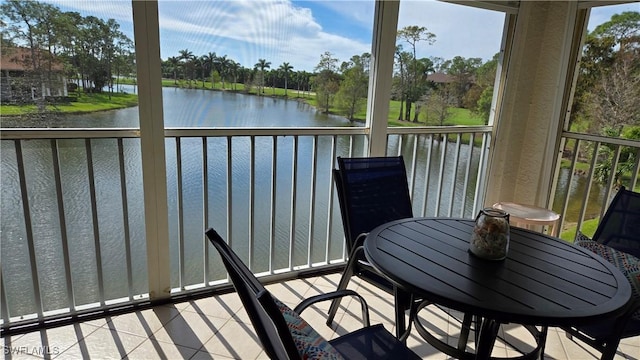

{"left": 3, "top": 125, "right": 637, "bottom": 332}
{"left": 0, "top": 125, "right": 491, "bottom": 332}
{"left": 551, "top": 131, "right": 640, "bottom": 239}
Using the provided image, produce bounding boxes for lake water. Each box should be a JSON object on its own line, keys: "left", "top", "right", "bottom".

{"left": 0, "top": 86, "right": 600, "bottom": 318}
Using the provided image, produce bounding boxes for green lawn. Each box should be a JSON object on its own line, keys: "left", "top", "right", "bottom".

{"left": 1, "top": 91, "right": 138, "bottom": 116}
{"left": 560, "top": 218, "right": 599, "bottom": 242}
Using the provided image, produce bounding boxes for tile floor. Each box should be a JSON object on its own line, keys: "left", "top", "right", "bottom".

{"left": 2, "top": 273, "right": 638, "bottom": 359}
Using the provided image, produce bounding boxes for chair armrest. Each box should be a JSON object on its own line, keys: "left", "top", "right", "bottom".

{"left": 294, "top": 289, "right": 370, "bottom": 328}
{"left": 354, "top": 232, "right": 369, "bottom": 249}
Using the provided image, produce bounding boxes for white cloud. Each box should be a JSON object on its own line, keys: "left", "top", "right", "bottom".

{"left": 398, "top": 1, "right": 505, "bottom": 62}
{"left": 44, "top": 0, "right": 133, "bottom": 23}
{"left": 30, "top": 0, "right": 638, "bottom": 73}
{"left": 156, "top": 0, "right": 370, "bottom": 70}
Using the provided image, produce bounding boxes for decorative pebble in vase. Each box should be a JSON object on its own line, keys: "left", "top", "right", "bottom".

{"left": 469, "top": 208, "right": 510, "bottom": 260}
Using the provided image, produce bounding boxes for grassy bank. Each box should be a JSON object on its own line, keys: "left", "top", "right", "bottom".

{"left": 1, "top": 91, "right": 138, "bottom": 116}
{"left": 151, "top": 78, "right": 487, "bottom": 127}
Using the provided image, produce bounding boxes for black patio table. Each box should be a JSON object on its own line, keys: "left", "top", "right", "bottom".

{"left": 364, "top": 217, "right": 633, "bottom": 359}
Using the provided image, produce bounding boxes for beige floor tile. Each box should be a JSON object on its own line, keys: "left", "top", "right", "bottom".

{"left": 265, "top": 279, "right": 312, "bottom": 306}
{"left": 295, "top": 304, "right": 339, "bottom": 340}
{"left": 124, "top": 338, "right": 199, "bottom": 360}
{"left": 301, "top": 283, "right": 340, "bottom": 306}
{"left": 200, "top": 319, "right": 263, "bottom": 359}
{"left": 559, "top": 329, "right": 639, "bottom": 359}
{"left": 151, "top": 310, "right": 226, "bottom": 350}
{"left": 167, "top": 301, "right": 191, "bottom": 312}
{"left": 189, "top": 349, "right": 233, "bottom": 359}
{"left": 55, "top": 326, "right": 146, "bottom": 360}
{"left": 254, "top": 350, "right": 269, "bottom": 360}
{"left": 558, "top": 332, "right": 602, "bottom": 360}
{"left": 617, "top": 340, "right": 640, "bottom": 359}
{"left": 345, "top": 285, "right": 395, "bottom": 325}
{"left": 82, "top": 316, "right": 112, "bottom": 328}
{"left": 311, "top": 273, "right": 342, "bottom": 289}
{"left": 230, "top": 305, "right": 252, "bottom": 324}
{"left": 181, "top": 292, "right": 243, "bottom": 320}
{"left": 105, "top": 306, "right": 180, "bottom": 338}
{"left": 6, "top": 275, "right": 640, "bottom": 360}
{"left": 406, "top": 331, "right": 448, "bottom": 360}
{"left": 500, "top": 323, "right": 540, "bottom": 356}
{"left": 414, "top": 305, "right": 451, "bottom": 343}
{"left": 4, "top": 323, "right": 100, "bottom": 359}
{"left": 541, "top": 328, "right": 568, "bottom": 359}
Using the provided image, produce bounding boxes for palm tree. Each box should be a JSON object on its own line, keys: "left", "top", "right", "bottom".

{"left": 193, "top": 56, "right": 206, "bottom": 88}
{"left": 254, "top": 58, "right": 271, "bottom": 94}
{"left": 178, "top": 48, "right": 195, "bottom": 87}
{"left": 167, "top": 56, "right": 180, "bottom": 84}
{"left": 201, "top": 52, "right": 216, "bottom": 88}
{"left": 297, "top": 70, "right": 311, "bottom": 97}
{"left": 228, "top": 60, "right": 240, "bottom": 90}
{"left": 216, "top": 55, "right": 231, "bottom": 90}
{"left": 279, "top": 62, "right": 293, "bottom": 96}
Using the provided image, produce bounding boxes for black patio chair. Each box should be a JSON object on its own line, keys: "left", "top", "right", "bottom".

{"left": 590, "top": 186, "right": 640, "bottom": 258}
{"left": 205, "top": 228, "right": 420, "bottom": 360}
{"left": 564, "top": 186, "right": 640, "bottom": 360}
{"left": 326, "top": 156, "right": 416, "bottom": 331}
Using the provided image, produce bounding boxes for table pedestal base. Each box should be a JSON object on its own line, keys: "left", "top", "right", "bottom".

{"left": 413, "top": 301, "right": 547, "bottom": 360}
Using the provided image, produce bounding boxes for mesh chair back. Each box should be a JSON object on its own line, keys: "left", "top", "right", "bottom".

{"left": 593, "top": 186, "right": 640, "bottom": 258}
{"left": 335, "top": 156, "right": 414, "bottom": 254}
{"left": 205, "top": 229, "right": 300, "bottom": 360}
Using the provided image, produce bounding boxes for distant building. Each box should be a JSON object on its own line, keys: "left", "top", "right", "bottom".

{"left": 426, "top": 72, "right": 455, "bottom": 84}
{"left": 0, "top": 47, "right": 68, "bottom": 103}
{"left": 427, "top": 72, "right": 476, "bottom": 93}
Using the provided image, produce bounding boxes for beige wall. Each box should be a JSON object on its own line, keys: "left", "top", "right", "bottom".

{"left": 484, "top": 1, "right": 579, "bottom": 208}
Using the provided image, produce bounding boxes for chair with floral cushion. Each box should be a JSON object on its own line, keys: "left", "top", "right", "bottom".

{"left": 563, "top": 186, "right": 640, "bottom": 360}
{"left": 205, "top": 228, "right": 421, "bottom": 360}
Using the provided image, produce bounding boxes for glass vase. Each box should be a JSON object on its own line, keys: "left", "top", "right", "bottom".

{"left": 470, "top": 208, "right": 510, "bottom": 260}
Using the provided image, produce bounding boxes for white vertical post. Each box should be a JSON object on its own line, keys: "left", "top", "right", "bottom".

{"left": 132, "top": 0, "right": 171, "bottom": 300}
{"left": 366, "top": 0, "right": 399, "bottom": 157}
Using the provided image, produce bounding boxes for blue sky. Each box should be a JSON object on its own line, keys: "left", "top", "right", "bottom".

{"left": 33, "top": 1, "right": 640, "bottom": 72}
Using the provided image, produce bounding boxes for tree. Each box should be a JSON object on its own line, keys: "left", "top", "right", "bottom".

{"left": 228, "top": 59, "right": 240, "bottom": 90}
{"left": 178, "top": 48, "right": 195, "bottom": 87}
{"left": 595, "top": 126, "right": 640, "bottom": 184}
{"left": 409, "top": 57, "right": 434, "bottom": 122}
{"left": 573, "top": 11, "right": 640, "bottom": 137}
{"left": 1, "top": 0, "right": 134, "bottom": 102}
{"left": 588, "top": 51, "right": 640, "bottom": 136}
{"left": 441, "top": 56, "right": 482, "bottom": 108}
{"left": 254, "top": 58, "right": 271, "bottom": 94}
{"left": 194, "top": 56, "right": 206, "bottom": 88}
{"left": 393, "top": 45, "right": 410, "bottom": 121}
{"left": 166, "top": 56, "right": 180, "bottom": 84}
{"left": 201, "top": 52, "right": 216, "bottom": 87}
{"left": 397, "top": 25, "right": 436, "bottom": 122}
{"left": 1, "top": 0, "right": 56, "bottom": 107}
{"left": 591, "top": 11, "right": 640, "bottom": 47}
{"left": 296, "top": 70, "right": 311, "bottom": 97}
{"left": 423, "top": 84, "right": 454, "bottom": 126}
{"left": 112, "top": 33, "right": 134, "bottom": 92}
{"left": 216, "top": 55, "right": 231, "bottom": 89}
{"left": 336, "top": 54, "right": 368, "bottom": 121}
{"left": 314, "top": 51, "right": 340, "bottom": 113}
{"left": 279, "top": 62, "right": 293, "bottom": 96}
{"left": 472, "top": 54, "right": 499, "bottom": 124}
